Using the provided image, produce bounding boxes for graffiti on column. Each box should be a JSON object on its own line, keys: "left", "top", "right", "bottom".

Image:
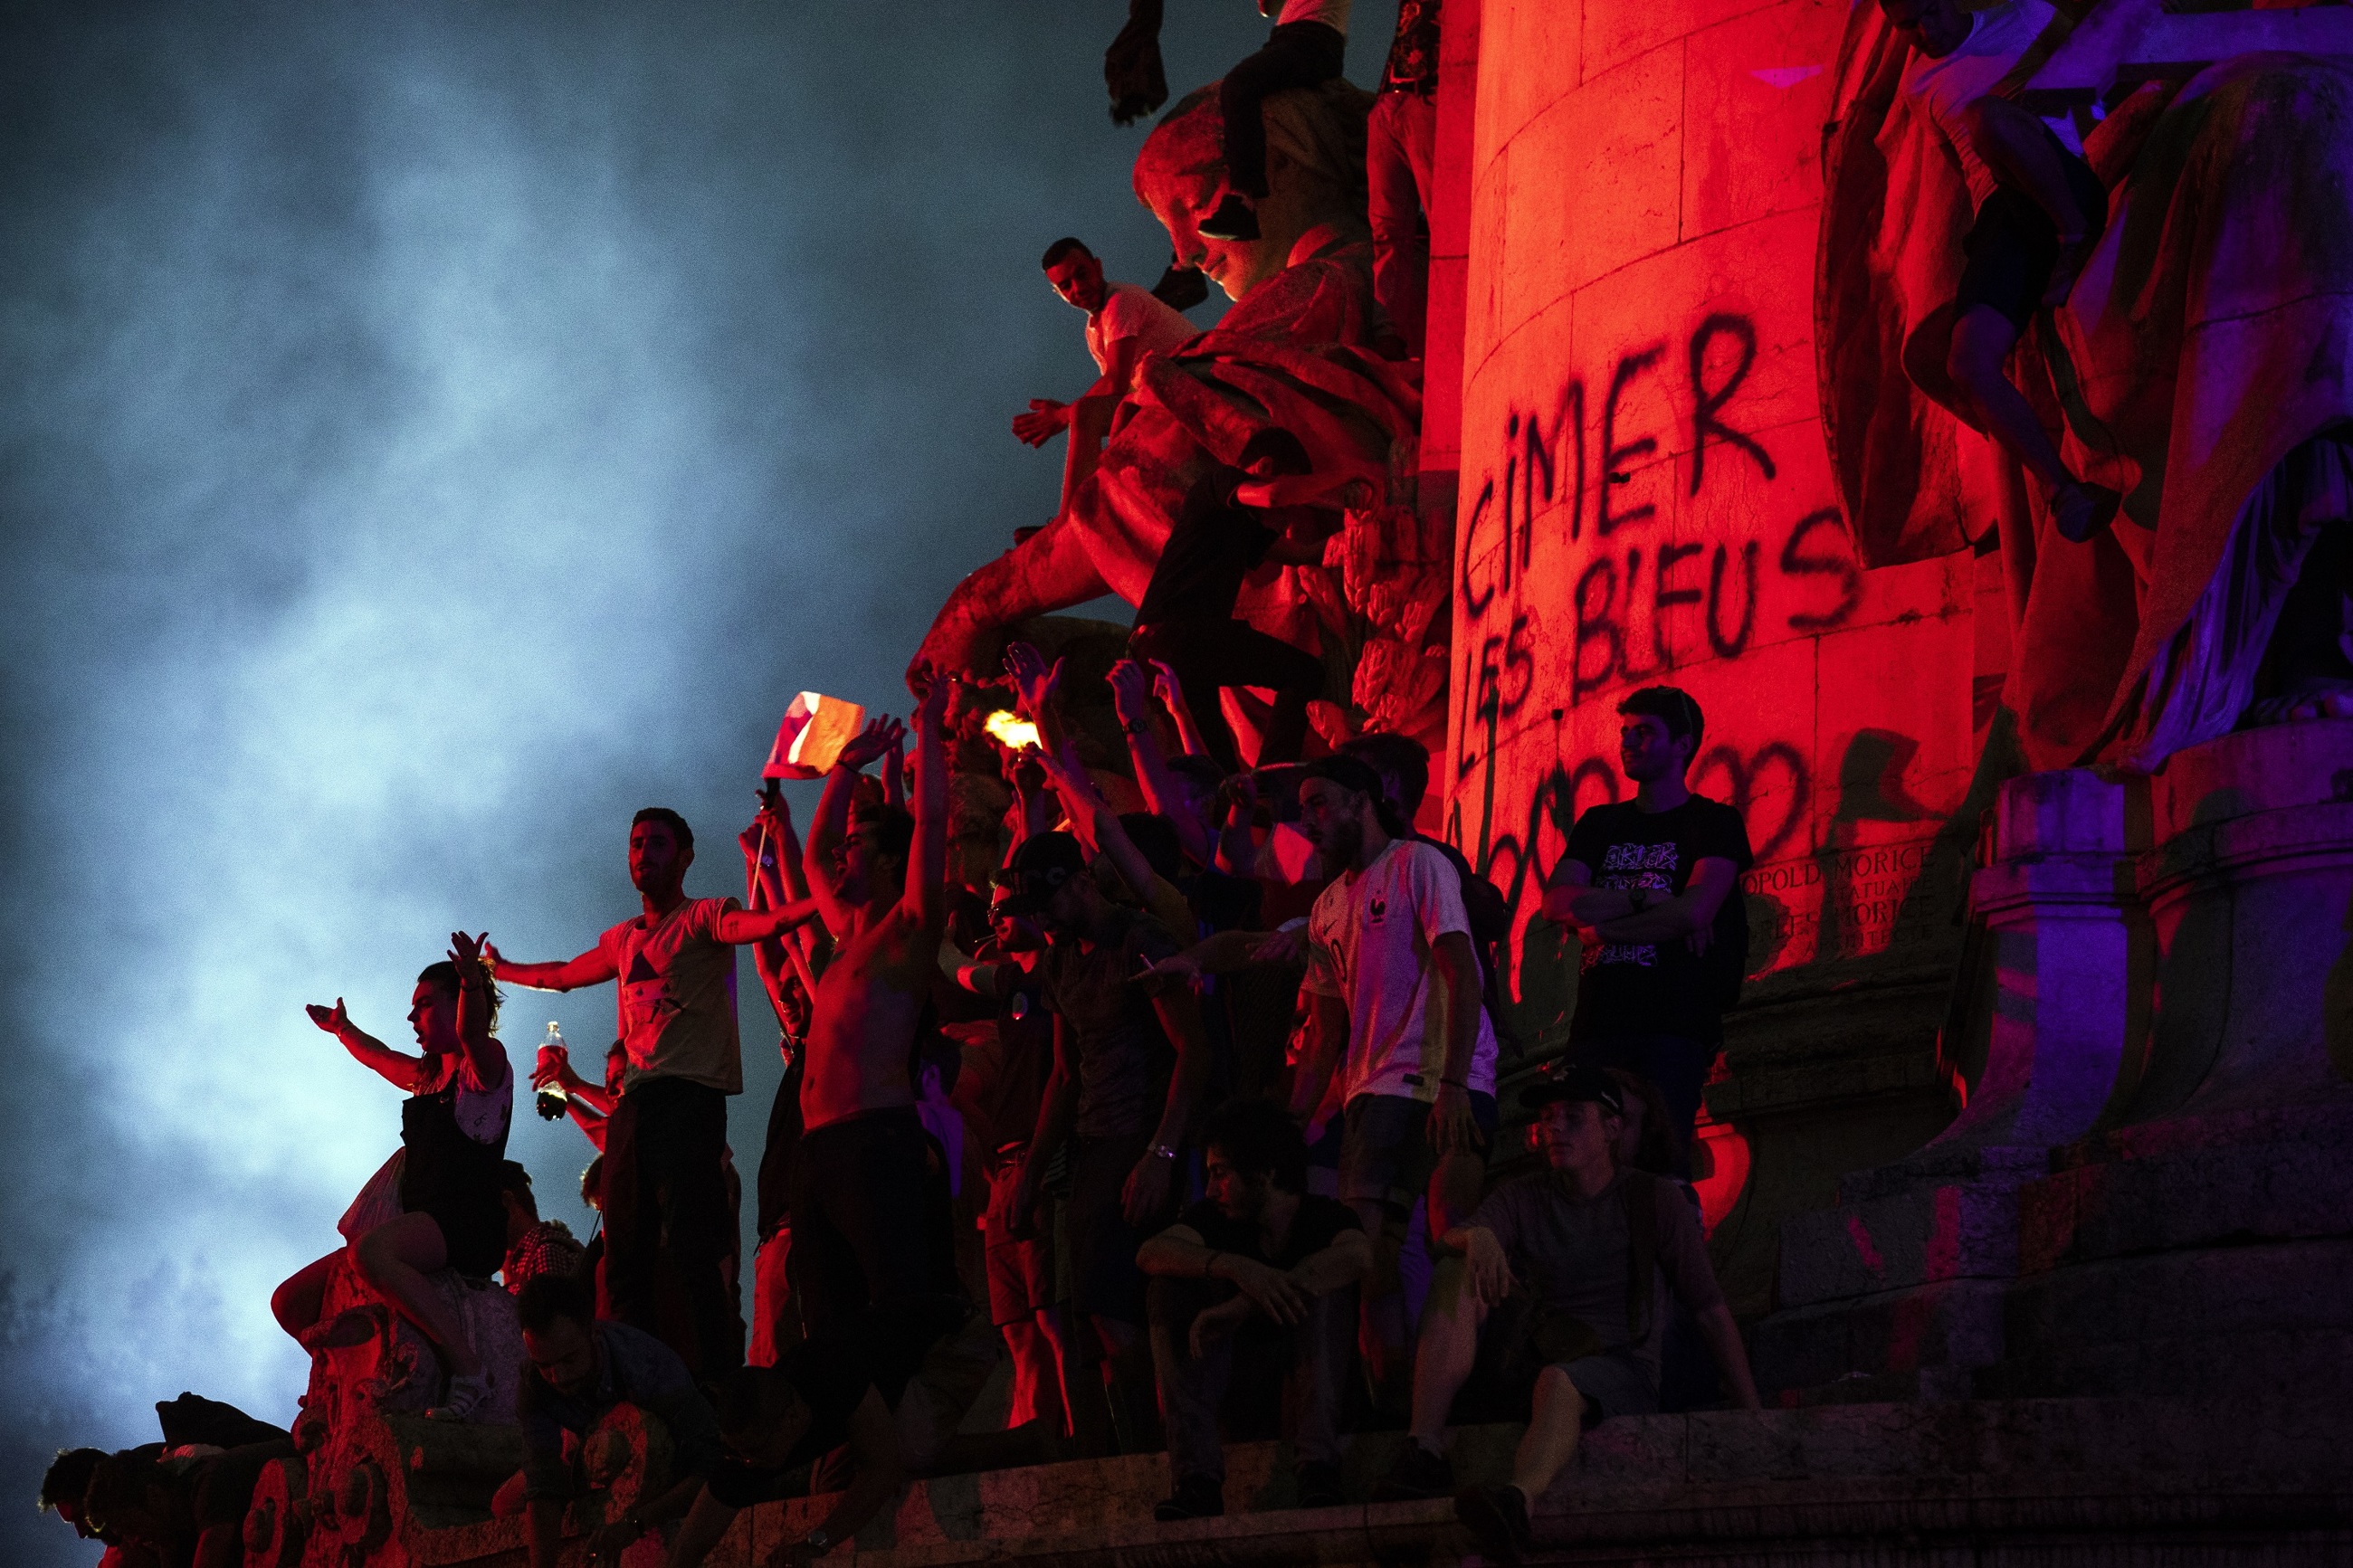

{"left": 1450, "top": 309, "right": 1958, "bottom": 996}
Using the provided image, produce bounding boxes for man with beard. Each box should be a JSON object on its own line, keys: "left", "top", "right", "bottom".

{"left": 489, "top": 809, "right": 821, "bottom": 1379}
{"left": 1137, "top": 1095, "right": 1369, "bottom": 1520}
{"left": 1538, "top": 687, "right": 1752, "bottom": 1166}
{"left": 1286, "top": 754, "right": 1499, "bottom": 1413}
{"left": 790, "top": 678, "right": 963, "bottom": 1395}
{"left": 510, "top": 1273, "right": 720, "bottom": 1568}
{"left": 987, "top": 830, "right": 1214, "bottom": 1455}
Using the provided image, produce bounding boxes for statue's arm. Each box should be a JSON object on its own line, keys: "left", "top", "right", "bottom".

{"left": 909, "top": 518, "right": 1110, "bottom": 689}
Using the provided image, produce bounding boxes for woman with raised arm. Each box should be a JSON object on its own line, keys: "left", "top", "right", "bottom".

{"left": 270, "top": 933, "right": 515, "bottom": 1421}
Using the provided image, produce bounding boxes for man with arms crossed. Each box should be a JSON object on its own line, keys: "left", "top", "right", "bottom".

{"left": 1288, "top": 754, "right": 1500, "bottom": 1412}
{"left": 1541, "top": 687, "right": 1752, "bottom": 1168}
{"left": 793, "top": 678, "right": 960, "bottom": 1395}
{"left": 490, "top": 808, "right": 818, "bottom": 1379}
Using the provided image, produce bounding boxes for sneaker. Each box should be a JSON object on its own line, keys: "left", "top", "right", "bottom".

{"left": 1151, "top": 263, "right": 1210, "bottom": 312}
{"left": 1372, "top": 1440, "right": 1454, "bottom": 1502}
{"left": 425, "top": 1372, "right": 493, "bottom": 1423}
{"left": 1153, "top": 1472, "right": 1224, "bottom": 1522}
{"left": 1294, "top": 1459, "right": 1345, "bottom": 1508}
{"left": 1198, "top": 193, "right": 1261, "bottom": 242}
{"left": 1454, "top": 1483, "right": 1533, "bottom": 1565}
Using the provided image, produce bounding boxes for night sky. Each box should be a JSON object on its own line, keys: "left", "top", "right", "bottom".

{"left": 0, "top": 4, "right": 1397, "bottom": 1560}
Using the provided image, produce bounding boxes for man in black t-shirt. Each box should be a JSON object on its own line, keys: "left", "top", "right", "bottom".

{"left": 1129, "top": 428, "right": 1332, "bottom": 770}
{"left": 666, "top": 1336, "right": 900, "bottom": 1567}
{"left": 1541, "top": 688, "right": 1754, "bottom": 1168}
{"left": 1137, "top": 1097, "right": 1372, "bottom": 1521}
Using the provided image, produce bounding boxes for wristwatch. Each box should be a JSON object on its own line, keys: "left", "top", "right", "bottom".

{"left": 1147, "top": 1142, "right": 1179, "bottom": 1161}
{"left": 1627, "top": 886, "right": 1651, "bottom": 913}
{"left": 803, "top": 1526, "right": 833, "bottom": 1554}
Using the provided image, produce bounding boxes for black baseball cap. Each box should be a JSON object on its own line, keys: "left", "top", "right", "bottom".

{"left": 992, "top": 832, "right": 1089, "bottom": 915}
{"left": 1523, "top": 1065, "right": 1625, "bottom": 1117}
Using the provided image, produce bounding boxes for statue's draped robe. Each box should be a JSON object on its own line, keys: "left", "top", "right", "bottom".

{"left": 1818, "top": 3, "right": 2353, "bottom": 769}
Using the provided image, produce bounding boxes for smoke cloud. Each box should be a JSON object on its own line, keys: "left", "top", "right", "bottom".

{"left": 0, "top": 4, "right": 1394, "bottom": 1560}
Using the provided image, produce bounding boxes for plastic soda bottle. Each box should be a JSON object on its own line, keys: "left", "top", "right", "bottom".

{"left": 534, "top": 1022, "right": 569, "bottom": 1121}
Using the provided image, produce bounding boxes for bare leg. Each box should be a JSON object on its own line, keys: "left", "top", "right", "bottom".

{"left": 1053, "top": 1308, "right": 1116, "bottom": 1457}
{"left": 1407, "top": 1256, "right": 1488, "bottom": 1451}
{"left": 1091, "top": 1315, "right": 1161, "bottom": 1455}
{"left": 1508, "top": 1364, "right": 1587, "bottom": 1500}
{"left": 1427, "top": 1150, "right": 1486, "bottom": 1251}
{"left": 1962, "top": 96, "right": 2101, "bottom": 305}
{"left": 1353, "top": 1199, "right": 1412, "bottom": 1402}
{"left": 354, "top": 1212, "right": 482, "bottom": 1378}
{"left": 1948, "top": 305, "right": 2118, "bottom": 543}
{"left": 272, "top": 1250, "right": 343, "bottom": 1341}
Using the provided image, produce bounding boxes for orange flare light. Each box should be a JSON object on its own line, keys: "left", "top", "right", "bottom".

{"left": 984, "top": 710, "right": 1041, "bottom": 751}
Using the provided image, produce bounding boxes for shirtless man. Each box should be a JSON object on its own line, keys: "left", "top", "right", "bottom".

{"left": 790, "top": 675, "right": 957, "bottom": 1393}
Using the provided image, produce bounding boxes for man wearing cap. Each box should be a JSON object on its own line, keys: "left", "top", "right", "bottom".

{"left": 1381, "top": 1067, "right": 1759, "bottom": 1558}
{"left": 1540, "top": 686, "right": 1753, "bottom": 1170}
{"left": 1288, "top": 753, "right": 1500, "bottom": 1412}
{"left": 987, "top": 830, "right": 1214, "bottom": 1456}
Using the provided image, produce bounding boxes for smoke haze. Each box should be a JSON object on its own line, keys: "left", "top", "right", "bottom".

{"left": 0, "top": 3, "right": 1396, "bottom": 1559}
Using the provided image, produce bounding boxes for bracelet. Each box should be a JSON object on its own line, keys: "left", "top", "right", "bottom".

{"left": 1121, "top": 719, "right": 1149, "bottom": 736}
{"left": 1440, "top": 1077, "right": 1469, "bottom": 1089}
{"left": 1148, "top": 1142, "right": 1179, "bottom": 1160}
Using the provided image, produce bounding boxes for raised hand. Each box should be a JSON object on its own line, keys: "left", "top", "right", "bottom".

{"left": 1013, "top": 398, "right": 1072, "bottom": 448}
{"left": 834, "top": 714, "right": 906, "bottom": 774}
{"left": 1002, "top": 641, "right": 1063, "bottom": 724}
{"left": 1106, "top": 658, "right": 1155, "bottom": 729}
{"left": 305, "top": 998, "right": 351, "bottom": 1038}
{"left": 449, "top": 931, "right": 487, "bottom": 970}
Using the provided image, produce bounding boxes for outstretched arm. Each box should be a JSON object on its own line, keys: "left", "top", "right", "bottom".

{"left": 908, "top": 674, "right": 953, "bottom": 936}
{"left": 304, "top": 1000, "right": 426, "bottom": 1092}
{"left": 710, "top": 898, "right": 824, "bottom": 946}
{"left": 1034, "top": 741, "right": 1190, "bottom": 936}
{"left": 447, "top": 932, "right": 506, "bottom": 1088}
{"left": 484, "top": 942, "right": 617, "bottom": 994}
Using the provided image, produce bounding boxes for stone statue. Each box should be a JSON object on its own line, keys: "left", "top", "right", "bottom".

{"left": 911, "top": 79, "right": 1447, "bottom": 755}
{"left": 1817, "top": 0, "right": 2353, "bottom": 771}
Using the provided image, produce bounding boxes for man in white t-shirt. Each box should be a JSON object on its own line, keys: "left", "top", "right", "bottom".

{"left": 1883, "top": 0, "right": 2120, "bottom": 545}
{"left": 1289, "top": 753, "right": 1498, "bottom": 1408}
{"left": 488, "top": 807, "right": 820, "bottom": 1380}
{"left": 1012, "top": 237, "right": 1196, "bottom": 451}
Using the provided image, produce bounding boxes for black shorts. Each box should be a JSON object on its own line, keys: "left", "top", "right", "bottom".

{"left": 1954, "top": 131, "right": 2106, "bottom": 331}
{"left": 1336, "top": 1090, "right": 1498, "bottom": 1212}
{"left": 786, "top": 1107, "right": 952, "bottom": 1361}
{"left": 1063, "top": 1130, "right": 1171, "bottom": 1325}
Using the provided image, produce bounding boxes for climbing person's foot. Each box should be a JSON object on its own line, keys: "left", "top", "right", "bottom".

{"left": 1373, "top": 1439, "right": 1455, "bottom": 1501}
{"left": 425, "top": 1371, "right": 494, "bottom": 1422}
{"left": 1453, "top": 1483, "right": 1534, "bottom": 1565}
{"left": 1152, "top": 262, "right": 1210, "bottom": 311}
{"left": 2053, "top": 480, "right": 2122, "bottom": 544}
{"left": 1198, "top": 193, "right": 1261, "bottom": 242}
{"left": 2243, "top": 678, "right": 2353, "bottom": 727}
{"left": 2043, "top": 231, "right": 2098, "bottom": 309}
{"left": 1153, "top": 1472, "right": 1225, "bottom": 1521}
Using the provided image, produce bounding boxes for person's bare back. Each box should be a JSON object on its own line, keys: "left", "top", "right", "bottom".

{"left": 800, "top": 679, "right": 953, "bottom": 1135}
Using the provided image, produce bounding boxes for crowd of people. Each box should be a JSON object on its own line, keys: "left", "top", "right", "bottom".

{"left": 41, "top": 658, "right": 1764, "bottom": 1568}
{"left": 34, "top": 7, "right": 1798, "bottom": 1566}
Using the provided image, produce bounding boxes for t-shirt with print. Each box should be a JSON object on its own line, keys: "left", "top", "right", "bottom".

{"left": 1303, "top": 838, "right": 1500, "bottom": 1105}
{"left": 1041, "top": 907, "right": 1185, "bottom": 1139}
{"left": 1084, "top": 281, "right": 1198, "bottom": 379}
{"left": 1897, "top": 0, "right": 2079, "bottom": 207}
{"left": 701, "top": 1337, "right": 876, "bottom": 1507}
{"left": 1381, "top": 0, "right": 1441, "bottom": 93}
{"left": 1562, "top": 797, "right": 1753, "bottom": 1046}
{"left": 595, "top": 896, "right": 744, "bottom": 1095}
{"left": 1470, "top": 1170, "right": 1722, "bottom": 1378}
{"left": 1180, "top": 1193, "right": 1360, "bottom": 1271}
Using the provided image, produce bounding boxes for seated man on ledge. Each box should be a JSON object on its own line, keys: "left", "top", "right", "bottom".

{"left": 1377, "top": 1069, "right": 1759, "bottom": 1564}
{"left": 505, "top": 1273, "right": 720, "bottom": 1568}
{"left": 1137, "top": 1095, "right": 1371, "bottom": 1521}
